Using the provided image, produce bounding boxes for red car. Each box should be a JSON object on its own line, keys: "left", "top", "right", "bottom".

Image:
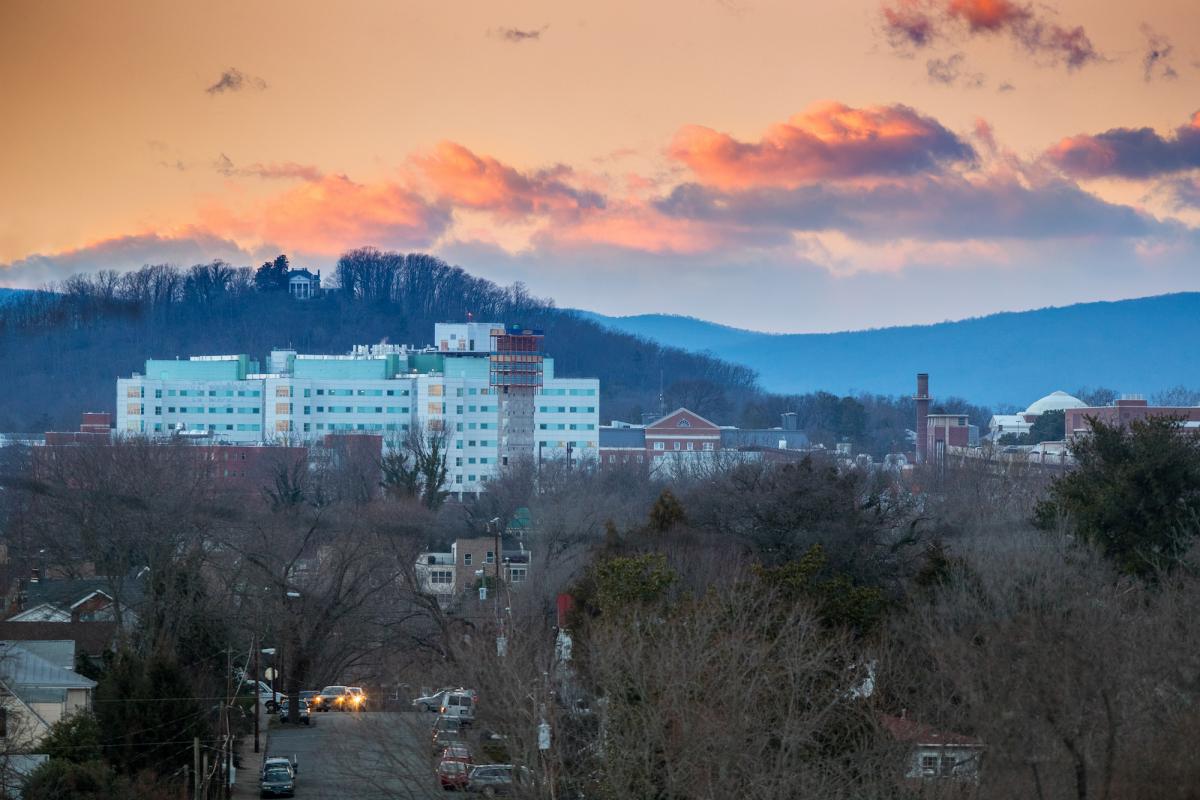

{"left": 440, "top": 742, "right": 473, "bottom": 764}
{"left": 437, "top": 758, "right": 470, "bottom": 791}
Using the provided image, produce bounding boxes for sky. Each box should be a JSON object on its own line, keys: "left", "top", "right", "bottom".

{"left": 1, "top": 0, "right": 1198, "bottom": 332}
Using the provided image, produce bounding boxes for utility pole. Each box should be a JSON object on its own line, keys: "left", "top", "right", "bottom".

{"left": 193, "top": 736, "right": 200, "bottom": 799}
{"left": 224, "top": 647, "right": 233, "bottom": 799}
{"left": 253, "top": 636, "right": 260, "bottom": 753}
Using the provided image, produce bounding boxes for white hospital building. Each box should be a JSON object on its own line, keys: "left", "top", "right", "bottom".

{"left": 116, "top": 322, "right": 599, "bottom": 493}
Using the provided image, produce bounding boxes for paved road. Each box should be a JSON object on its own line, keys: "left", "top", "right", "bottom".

{"left": 268, "top": 710, "right": 442, "bottom": 799}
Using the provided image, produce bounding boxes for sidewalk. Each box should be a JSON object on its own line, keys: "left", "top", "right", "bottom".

{"left": 231, "top": 704, "right": 269, "bottom": 798}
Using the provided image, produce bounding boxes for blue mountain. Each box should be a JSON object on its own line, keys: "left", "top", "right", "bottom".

{"left": 576, "top": 293, "right": 1200, "bottom": 407}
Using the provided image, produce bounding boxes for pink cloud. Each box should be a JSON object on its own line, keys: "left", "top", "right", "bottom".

{"left": 1045, "top": 110, "right": 1200, "bottom": 179}
{"left": 200, "top": 173, "right": 449, "bottom": 255}
{"left": 881, "top": 0, "right": 1100, "bottom": 69}
{"left": 667, "top": 102, "right": 975, "bottom": 190}
{"left": 413, "top": 141, "right": 604, "bottom": 222}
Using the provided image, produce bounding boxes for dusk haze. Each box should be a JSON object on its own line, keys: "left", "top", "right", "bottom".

{"left": 2, "top": 3, "right": 1200, "bottom": 799}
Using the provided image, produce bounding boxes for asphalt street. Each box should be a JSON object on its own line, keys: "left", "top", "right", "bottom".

{"left": 267, "top": 710, "right": 443, "bottom": 799}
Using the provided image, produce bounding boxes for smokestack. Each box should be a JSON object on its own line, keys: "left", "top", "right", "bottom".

{"left": 915, "top": 373, "right": 930, "bottom": 465}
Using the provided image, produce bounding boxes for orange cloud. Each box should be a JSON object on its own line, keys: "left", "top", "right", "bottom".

{"left": 667, "top": 102, "right": 975, "bottom": 190}
{"left": 201, "top": 173, "right": 448, "bottom": 255}
{"left": 947, "top": 0, "right": 1028, "bottom": 32}
{"left": 413, "top": 141, "right": 604, "bottom": 223}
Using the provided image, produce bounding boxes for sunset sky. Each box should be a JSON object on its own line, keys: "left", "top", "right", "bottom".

{"left": 1, "top": 0, "right": 1198, "bottom": 332}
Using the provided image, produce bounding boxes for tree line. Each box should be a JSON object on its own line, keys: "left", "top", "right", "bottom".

{"left": 1, "top": 248, "right": 990, "bottom": 457}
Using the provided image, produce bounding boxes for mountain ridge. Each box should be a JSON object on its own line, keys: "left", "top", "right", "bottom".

{"left": 575, "top": 292, "right": 1200, "bottom": 406}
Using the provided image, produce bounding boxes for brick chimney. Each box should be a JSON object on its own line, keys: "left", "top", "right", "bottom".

{"left": 915, "top": 373, "right": 930, "bottom": 465}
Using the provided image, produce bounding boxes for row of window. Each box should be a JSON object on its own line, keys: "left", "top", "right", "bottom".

{"left": 156, "top": 423, "right": 262, "bottom": 432}
{"left": 151, "top": 389, "right": 262, "bottom": 398}
{"left": 537, "top": 406, "right": 596, "bottom": 413}
{"left": 454, "top": 422, "right": 495, "bottom": 431}
{"left": 653, "top": 441, "right": 715, "bottom": 451}
{"left": 538, "top": 388, "right": 596, "bottom": 396}
{"left": 454, "top": 457, "right": 493, "bottom": 466}
{"left": 537, "top": 441, "right": 596, "bottom": 448}
{"left": 538, "top": 423, "right": 596, "bottom": 431}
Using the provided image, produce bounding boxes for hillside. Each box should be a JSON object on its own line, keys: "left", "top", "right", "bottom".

{"left": 577, "top": 293, "right": 1200, "bottom": 407}
{"left": 0, "top": 253, "right": 756, "bottom": 432}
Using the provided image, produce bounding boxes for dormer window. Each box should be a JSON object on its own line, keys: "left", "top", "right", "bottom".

{"left": 677, "top": 419, "right": 691, "bottom": 428}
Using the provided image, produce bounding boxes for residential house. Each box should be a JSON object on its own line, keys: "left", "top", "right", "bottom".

{"left": 8, "top": 574, "right": 144, "bottom": 628}
{"left": 286, "top": 269, "right": 321, "bottom": 299}
{"left": 0, "top": 623, "right": 117, "bottom": 671}
{"left": 0, "top": 641, "right": 96, "bottom": 749}
{"left": 880, "top": 713, "right": 983, "bottom": 784}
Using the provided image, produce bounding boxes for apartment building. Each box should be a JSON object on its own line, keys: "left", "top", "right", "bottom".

{"left": 115, "top": 322, "right": 599, "bottom": 494}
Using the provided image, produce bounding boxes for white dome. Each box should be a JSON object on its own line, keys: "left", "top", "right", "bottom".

{"left": 1024, "top": 390, "right": 1087, "bottom": 416}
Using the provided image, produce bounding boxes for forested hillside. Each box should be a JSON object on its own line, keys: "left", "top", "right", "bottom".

{"left": 0, "top": 249, "right": 988, "bottom": 455}
{"left": 0, "top": 250, "right": 757, "bottom": 433}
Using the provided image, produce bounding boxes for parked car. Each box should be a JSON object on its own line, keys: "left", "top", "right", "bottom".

{"left": 439, "top": 742, "right": 473, "bottom": 764}
{"left": 437, "top": 758, "right": 470, "bottom": 791}
{"left": 439, "top": 690, "right": 476, "bottom": 723}
{"left": 259, "top": 764, "right": 294, "bottom": 798}
{"left": 277, "top": 698, "right": 311, "bottom": 725}
{"left": 264, "top": 756, "right": 298, "bottom": 776}
{"left": 260, "top": 757, "right": 296, "bottom": 798}
{"left": 432, "top": 718, "right": 464, "bottom": 755}
{"left": 413, "top": 687, "right": 454, "bottom": 712}
{"left": 465, "top": 764, "right": 530, "bottom": 795}
{"left": 238, "top": 680, "right": 284, "bottom": 712}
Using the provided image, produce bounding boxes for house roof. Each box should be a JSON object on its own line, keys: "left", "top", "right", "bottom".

{"left": 879, "top": 714, "right": 982, "bottom": 748}
{"left": 0, "top": 642, "right": 96, "bottom": 690}
{"left": 22, "top": 574, "right": 144, "bottom": 615}
{"left": 0, "top": 622, "right": 116, "bottom": 657}
{"left": 10, "top": 640, "right": 74, "bottom": 671}
{"left": 645, "top": 408, "right": 720, "bottom": 432}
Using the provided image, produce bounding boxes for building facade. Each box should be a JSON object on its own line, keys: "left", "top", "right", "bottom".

{"left": 1065, "top": 396, "right": 1200, "bottom": 440}
{"left": 599, "top": 409, "right": 810, "bottom": 470}
{"left": 115, "top": 322, "right": 599, "bottom": 495}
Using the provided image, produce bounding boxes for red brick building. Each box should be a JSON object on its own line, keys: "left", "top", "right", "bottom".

{"left": 926, "top": 413, "right": 971, "bottom": 456}
{"left": 1065, "top": 397, "right": 1200, "bottom": 440}
{"left": 645, "top": 409, "right": 722, "bottom": 458}
{"left": 599, "top": 408, "right": 722, "bottom": 466}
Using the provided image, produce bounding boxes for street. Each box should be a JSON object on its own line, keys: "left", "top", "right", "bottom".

{"left": 268, "top": 711, "right": 443, "bottom": 799}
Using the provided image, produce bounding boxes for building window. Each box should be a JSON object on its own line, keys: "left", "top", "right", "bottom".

{"left": 485, "top": 551, "right": 494, "bottom": 564}
{"left": 687, "top": 442, "right": 694, "bottom": 451}
{"left": 654, "top": 442, "right": 665, "bottom": 451}
{"left": 703, "top": 442, "right": 714, "bottom": 451}
{"left": 429, "top": 570, "right": 453, "bottom": 586}
{"left": 463, "top": 553, "right": 472, "bottom": 566}
{"left": 673, "top": 441, "right": 681, "bottom": 450}
{"left": 920, "top": 755, "right": 938, "bottom": 777}
{"left": 939, "top": 757, "right": 957, "bottom": 777}
{"left": 509, "top": 567, "right": 527, "bottom": 584}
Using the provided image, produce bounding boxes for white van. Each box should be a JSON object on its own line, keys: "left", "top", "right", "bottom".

{"left": 439, "top": 690, "right": 476, "bottom": 722}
